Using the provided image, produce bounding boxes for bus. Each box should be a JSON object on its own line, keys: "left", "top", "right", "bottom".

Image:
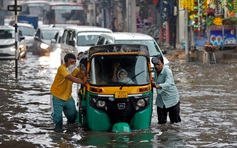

{"left": 19, "top": 1, "right": 87, "bottom": 26}
{"left": 19, "top": 1, "right": 49, "bottom": 22}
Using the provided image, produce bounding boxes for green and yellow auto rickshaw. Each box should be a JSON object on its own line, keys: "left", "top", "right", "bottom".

{"left": 78, "top": 44, "right": 153, "bottom": 133}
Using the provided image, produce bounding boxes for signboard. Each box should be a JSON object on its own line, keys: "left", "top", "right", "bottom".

{"left": 8, "top": 5, "right": 22, "bottom": 11}
{"left": 209, "top": 26, "right": 223, "bottom": 46}
{"left": 223, "top": 26, "right": 236, "bottom": 45}
{"left": 51, "top": 5, "right": 83, "bottom": 10}
{"left": 194, "top": 30, "right": 207, "bottom": 46}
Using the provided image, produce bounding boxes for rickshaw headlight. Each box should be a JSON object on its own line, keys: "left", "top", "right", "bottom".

{"left": 136, "top": 99, "right": 146, "bottom": 107}
{"left": 96, "top": 100, "right": 106, "bottom": 108}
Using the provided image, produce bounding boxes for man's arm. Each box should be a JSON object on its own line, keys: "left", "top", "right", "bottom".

{"left": 112, "top": 62, "right": 120, "bottom": 82}
{"left": 112, "top": 67, "right": 117, "bottom": 82}
{"left": 65, "top": 74, "right": 85, "bottom": 85}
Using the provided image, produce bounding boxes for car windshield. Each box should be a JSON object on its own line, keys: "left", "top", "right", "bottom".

{"left": 51, "top": 6, "right": 85, "bottom": 23}
{"left": 18, "top": 26, "right": 35, "bottom": 36}
{"left": 41, "top": 30, "right": 58, "bottom": 40}
{"left": 0, "top": 29, "right": 15, "bottom": 39}
{"left": 77, "top": 34, "right": 101, "bottom": 46}
{"left": 90, "top": 55, "right": 150, "bottom": 86}
{"left": 115, "top": 40, "right": 162, "bottom": 56}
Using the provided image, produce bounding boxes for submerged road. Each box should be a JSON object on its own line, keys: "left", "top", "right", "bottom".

{"left": 0, "top": 51, "right": 237, "bottom": 147}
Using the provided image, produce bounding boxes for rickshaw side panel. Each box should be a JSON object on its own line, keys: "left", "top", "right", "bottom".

{"left": 130, "top": 104, "right": 152, "bottom": 129}
{"left": 86, "top": 93, "right": 112, "bottom": 131}
{"left": 130, "top": 92, "right": 153, "bottom": 129}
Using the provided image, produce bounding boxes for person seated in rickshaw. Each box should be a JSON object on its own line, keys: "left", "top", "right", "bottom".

{"left": 112, "top": 62, "right": 134, "bottom": 84}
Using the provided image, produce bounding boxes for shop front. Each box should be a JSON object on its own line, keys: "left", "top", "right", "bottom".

{"left": 180, "top": 0, "right": 237, "bottom": 49}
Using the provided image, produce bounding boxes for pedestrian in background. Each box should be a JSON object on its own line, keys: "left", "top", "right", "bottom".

{"left": 50, "top": 53, "right": 88, "bottom": 130}
{"left": 111, "top": 17, "right": 117, "bottom": 32}
{"left": 151, "top": 56, "right": 181, "bottom": 125}
{"left": 96, "top": 12, "right": 103, "bottom": 27}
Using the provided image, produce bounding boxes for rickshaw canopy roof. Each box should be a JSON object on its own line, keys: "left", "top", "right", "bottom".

{"left": 88, "top": 44, "right": 150, "bottom": 58}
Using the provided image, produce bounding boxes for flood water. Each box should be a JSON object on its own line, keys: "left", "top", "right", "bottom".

{"left": 0, "top": 50, "right": 237, "bottom": 147}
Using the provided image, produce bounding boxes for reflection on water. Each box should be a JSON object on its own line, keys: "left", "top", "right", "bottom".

{"left": 0, "top": 51, "right": 237, "bottom": 147}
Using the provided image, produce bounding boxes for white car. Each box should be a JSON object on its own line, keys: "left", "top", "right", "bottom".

{"left": 95, "top": 32, "right": 169, "bottom": 75}
{"left": 32, "top": 26, "right": 63, "bottom": 55}
{"left": 50, "top": 29, "right": 64, "bottom": 52}
{"left": 60, "top": 26, "right": 112, "bottom": 63}
{"left": 0, "top": 25, "right": 27, "bottom": 59}
{"left": 17, "top": 22, "right": 35, "bottom": 52}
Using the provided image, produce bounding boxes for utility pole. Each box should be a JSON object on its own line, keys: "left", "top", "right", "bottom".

{"left": 0, "top": 0, "right": 4, "bottom": 25}
{"left": 14, "top": 0, "right": 18, "bottom": 78}
{"left": 8, "top": 0, "right": 22, "bottom": 78}
{"left": 185, "top": 8, "right": 189, "bottom": 62}
{"left": 126, "top": 0, "right": 136, "bottom": 32}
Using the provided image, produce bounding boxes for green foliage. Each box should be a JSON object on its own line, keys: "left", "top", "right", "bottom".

{"left": 206, "top": 16, "right": 214, "bottom": 26}
{"left": 226, "top": 0, "right": 235, "bottom": 12}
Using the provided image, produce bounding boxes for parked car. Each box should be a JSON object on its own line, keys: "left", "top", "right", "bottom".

{"left": 32, "top": 26, "right": 63, "bottom": 56}
{"left": 4, "top": 19, "right": 14, "bottom": 26}
{"left": 50, "top": 29, "right": 64, "bottom": 52}
{"left": 0, "top": 25, "right": 27, "bottom": 59}
{"left": 60, "top": 26, "right": 112, "bottom": 63}
{"left": 17, "top": 22, "right": 35, "bottom": 52}
{"left": 95, "top": 32, "right": 169, "bottom": 75}
{"left": 49, "top": 25, "right": 74, "bottom": 52}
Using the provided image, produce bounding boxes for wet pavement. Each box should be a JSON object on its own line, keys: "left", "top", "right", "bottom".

{"left": 0, "top": 50, "right": 237, "bottom": 147}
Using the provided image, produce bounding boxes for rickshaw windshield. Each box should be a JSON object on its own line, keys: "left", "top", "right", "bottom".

{"left": 89, "top": 55, "right": 150, "bottom": 86}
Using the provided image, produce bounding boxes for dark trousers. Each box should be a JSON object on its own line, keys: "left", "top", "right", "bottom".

{"left": 157, "top": 101, "right": 181, "bottom": 124}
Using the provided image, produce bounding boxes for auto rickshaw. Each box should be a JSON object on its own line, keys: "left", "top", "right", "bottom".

{"left": 77, "top": 44, "right": 153, "bottom": 133}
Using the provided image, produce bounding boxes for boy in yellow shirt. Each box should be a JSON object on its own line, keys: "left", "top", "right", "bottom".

{"left": 50, "top": 53, "right": 88, "bottom": 129}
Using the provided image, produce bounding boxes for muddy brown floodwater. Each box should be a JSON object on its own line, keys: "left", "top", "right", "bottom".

{"left": 0, "top": 51, "right": 237, "bottom": 147}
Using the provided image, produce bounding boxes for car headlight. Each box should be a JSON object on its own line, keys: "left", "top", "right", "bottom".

{"left": 40, "top": 43, "right": 49, "bottom": 49}
{"left": 96, "top": 100, "right": 106, "bottom": 108}
{"left": 136, "top": 99, "right": 146, "bottom": 107}
{"left": 10, "top": 46, "right": 16, "bottom": 52}
{"left": 19, "top": 44, "right": 24, "bottom": 48}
